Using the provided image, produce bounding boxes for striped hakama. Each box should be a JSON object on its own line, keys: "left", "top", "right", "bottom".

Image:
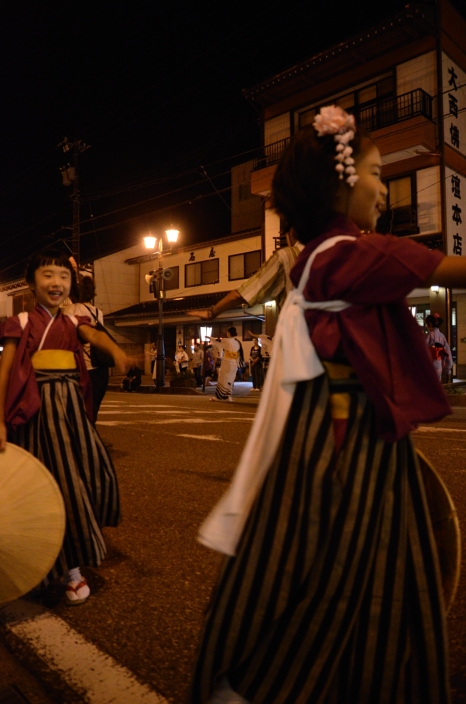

{"left": 191, "top": 374, "right": 450, "bottom": 704}
{"left": 11, "top": 370, "right": 120, "bottom": 580}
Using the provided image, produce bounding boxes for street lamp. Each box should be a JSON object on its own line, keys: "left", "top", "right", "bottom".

{"left": 144, "top": 228, "right": 180, "bottom": 390}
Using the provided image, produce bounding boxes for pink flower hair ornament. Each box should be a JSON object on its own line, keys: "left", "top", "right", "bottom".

{"left": 312, "top": 106, "right": 359, "bottom": 187}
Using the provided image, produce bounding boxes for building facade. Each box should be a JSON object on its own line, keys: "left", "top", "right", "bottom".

{"left": 246, "top": 0, "right": 466, "bottom": 376}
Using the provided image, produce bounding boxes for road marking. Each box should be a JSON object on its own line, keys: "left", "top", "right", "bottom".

{"left": 97, "top": 417, "right": 253, "bottom": 427}
{"left": 98, "top": 410, "right": 191, "bottom": 415}
{"left": 0, "top": 601, "right": 167, "bottom": 703}
{"left": 177, "top": 434, "right": 224, "bottom": 441}
{"left": 415, "top": 426, "right": 466, "bottom": 433}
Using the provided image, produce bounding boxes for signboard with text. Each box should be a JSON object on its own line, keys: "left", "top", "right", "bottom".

{"left": 442, "top": 53, "right": 466, "bottom": 158}
{"left": 445, "top": 167, "right": 465, "bottom": 256}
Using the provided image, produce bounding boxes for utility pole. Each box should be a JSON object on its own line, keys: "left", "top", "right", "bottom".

{"left": 59, "top": 138, "right": 90, "bottom": 268}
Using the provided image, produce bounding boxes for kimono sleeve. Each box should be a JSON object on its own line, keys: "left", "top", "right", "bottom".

{"left": 0, "top": 316, "right": 24, "bottom": 340}
{"left": 309, "top": 235, "right": 444, "bottom": 304}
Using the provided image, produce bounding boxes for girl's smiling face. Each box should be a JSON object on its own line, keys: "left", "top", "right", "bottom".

{"left": 344, "top": 145, "right": 388, "bottom": 232}
{"left": 30, "top": 264, "right": 72, "bottom": 315}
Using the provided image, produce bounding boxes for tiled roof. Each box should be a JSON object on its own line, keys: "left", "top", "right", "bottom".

{"left": 106, "top": 292, "right": 242, "bottom": 320}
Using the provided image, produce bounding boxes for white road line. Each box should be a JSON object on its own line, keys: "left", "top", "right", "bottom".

{"left": 98, "top": 410, "right": 191, "bottom": 415}
{"left": 415, "top": 426, "right": 466, "bottom": 433}
{"left": 177, "top": 434, "right": 224, "bottom": 441}
{"left": 97, "top": 417, "right": 253, "bottom": 427}
{"left": 0, "top": 601, "right": 167, "bottom": 703}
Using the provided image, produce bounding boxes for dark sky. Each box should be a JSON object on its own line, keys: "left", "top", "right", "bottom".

{"left": 0, "top": 0, "right": 426, "bottom": 281}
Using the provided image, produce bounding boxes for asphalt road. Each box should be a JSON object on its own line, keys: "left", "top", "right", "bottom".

{"left": 1, "top": 390, "right": 465, "bottom": 703}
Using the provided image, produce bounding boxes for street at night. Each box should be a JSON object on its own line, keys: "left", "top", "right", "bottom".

{"left": 0, "top": 390, "right": 465, "bottom": 703}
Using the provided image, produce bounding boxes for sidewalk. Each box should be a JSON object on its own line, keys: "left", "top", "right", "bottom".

{"left": 108, "top": 374, "right": 262, "bottom": 399}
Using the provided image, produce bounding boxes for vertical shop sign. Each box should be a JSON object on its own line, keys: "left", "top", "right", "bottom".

{"left": 442, "top": 54, "right": 466, "bottom": 157}
{"left": 445, "top": 167, "right": 465, "bottom": 256}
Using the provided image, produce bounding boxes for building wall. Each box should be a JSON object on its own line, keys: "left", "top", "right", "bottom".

{"left": 396, "top": 52, "right": 437, "bottom": 120}
{"left": 138, "top": 234, "right": 262, "bottom": 303}
{"left": 93, "top": 244, "right": 141, "bottom": 315}
{"left": 231, "top": 162, "right": 263, "bottom": 234}
{"left": 417, "top": 167, "right": 442, "bottom": 235}
{"left": 264, "top": 114, "right": 290, "bottom": 145}
{"left": 0, "top": 292, "right": 13, "bottom": 319}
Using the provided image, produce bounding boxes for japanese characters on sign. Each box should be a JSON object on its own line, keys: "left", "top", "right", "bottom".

{"left": 442, "top": 54, "right": 466, "bottom": 157}
{"left": 445, "top": 167, "right": 465, "bottom": 257}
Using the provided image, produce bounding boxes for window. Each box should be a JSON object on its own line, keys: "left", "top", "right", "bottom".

{"left": 164, "top": 266, "right": 179, "bottom": 291}
{"left": 229, "top": 250, "right": 261, "bottom": 281}
{"left": 296, "top": 74, "right": 395, "bottom": 133}
{"left": 185, "top": 259, "right": 219, "bottom": 287}
{"left": 377, "top": 175, "right": 419, "bottom": 236}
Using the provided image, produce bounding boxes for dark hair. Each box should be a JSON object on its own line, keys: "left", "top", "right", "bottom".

{"left": 78, "top": 276, "right": 96, "bottom": 304}
{"left": 425, "top": 314, "right": 443, "bottom": 328}
{"left": 25, "top": 248, "right": 79, "bottom": 300}
{"left": 270, "top": 123, "right": 374, "bottom": 244}
{"left": 228, "top": 326, "right": 237, "bottom": 337}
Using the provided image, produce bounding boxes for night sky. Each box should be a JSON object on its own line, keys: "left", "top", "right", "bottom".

{"left": 0, "top": 0, "right": 442, "bottom": 282}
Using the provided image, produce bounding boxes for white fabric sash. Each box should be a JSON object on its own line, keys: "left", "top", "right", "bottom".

{"left": 198, "top": 235, "right": 355, "bottom": 555}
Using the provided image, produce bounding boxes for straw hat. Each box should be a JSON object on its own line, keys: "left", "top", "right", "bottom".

{"left": 0, "top": 443, "right": 65, "bottom": 605}
{"left": 416, "top": 448, "right": 461, "bottom": 611}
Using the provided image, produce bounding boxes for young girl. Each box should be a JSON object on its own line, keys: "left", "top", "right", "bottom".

{"left": 191, "top": 107, "right": 461, "bottom": 703}
{"left": 425, "top": 313, "right": 453, "bottom": 382}
{"left": 0, "top": 249, "right": 130, "bottom": 606}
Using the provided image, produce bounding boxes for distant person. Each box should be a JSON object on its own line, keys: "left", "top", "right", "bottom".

{"left": 203, "top": 344, "right": 215, "bottom": 385}
{"left": 211, "top": 327, "right": 243, "bottom": 402}
{"left": 210, "top": 338, "right": 223, "bottom": 378}
{"left": 65, "top": 275, "right": 109, "bottom": 421}
{"left": 173, "top": 344, "right": 189, "bottom": 374}
{"left": 249, "top": 338, "right": 263, "bottom": 391}
{"left": 121, "top": 366, "right": 142, "bottom": 392}
{"left": 149, "top": 342, "right": 157, "bottom": 375}
{"left": 191, "top": 343, "right": 204, "bottom": 387}
{"left": 425, "top": 314, "right": 453, "bottom": 382}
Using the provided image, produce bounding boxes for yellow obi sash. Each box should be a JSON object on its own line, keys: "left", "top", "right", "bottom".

{"left": 31, "top": 350, "right": 76, "bottom": 370}
{"left": 224, "top": 350, "right": 239, "bottom": 361}
{"left": 323, "top": 361, "right": 358, "bottom": 421}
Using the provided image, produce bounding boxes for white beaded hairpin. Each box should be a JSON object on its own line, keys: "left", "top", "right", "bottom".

{"left": 312, "top": 106, "right": 359, "bottom": 187}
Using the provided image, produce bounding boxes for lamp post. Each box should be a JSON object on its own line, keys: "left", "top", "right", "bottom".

{"left": 144, "top": 228, "right": 180, "bottom": 390}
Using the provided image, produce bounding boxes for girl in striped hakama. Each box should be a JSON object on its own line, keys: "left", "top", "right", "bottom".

{"left": 0, "top": 249, "right": 129, "bottom": 605}
{"left": 191, "top": 108, "right": 459, "bottom": 703}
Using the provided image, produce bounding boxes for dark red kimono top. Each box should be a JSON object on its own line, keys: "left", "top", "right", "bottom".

{"left": 291, "top": 216, "right": 451, "bottom": 441}
{"left": 1, "top": 304, "right": 93, "bottom": 431}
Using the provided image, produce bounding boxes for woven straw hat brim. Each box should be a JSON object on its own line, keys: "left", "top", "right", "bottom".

{"left": 0, "top": 443, "right": 65, "bottom": 605}
{"left": 416, "top": 448, "right": 461, "bottom": 611}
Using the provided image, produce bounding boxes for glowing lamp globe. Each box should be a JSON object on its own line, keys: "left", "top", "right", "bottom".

{"left": 165, "top": 228, "right": 179, "bottom": 244}
{"left": 144, "top": 235, "right": 157, "bottom": 250}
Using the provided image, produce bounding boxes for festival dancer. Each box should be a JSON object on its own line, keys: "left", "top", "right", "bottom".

{"left": 191, "top": 106, "right": 461, "bottom": 704}
{"left": 0, "top": 249, "right": 130, "bottom": 606}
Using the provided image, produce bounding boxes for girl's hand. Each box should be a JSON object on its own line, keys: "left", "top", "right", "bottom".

{"left": 114, "top": 350, "right": 133, "bottom": 375}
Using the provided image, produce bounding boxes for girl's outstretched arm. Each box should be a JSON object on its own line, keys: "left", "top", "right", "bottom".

{"left": 0, "top": 339, "right": 18, "bottom": 452}
{"left": 78, "top": 326, "right": 132, "bottom": 374}
{"left": 424, "top": 256, "right": 466, "bottom": 288}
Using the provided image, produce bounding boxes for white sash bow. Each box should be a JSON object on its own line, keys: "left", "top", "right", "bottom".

{"left": 198, "top": 235, "right": 355, "bottom": 555}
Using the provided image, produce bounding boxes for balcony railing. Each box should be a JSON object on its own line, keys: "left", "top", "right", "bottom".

{"left": 253, "top": 138, "right": 290, "bottom": 171}
{"left": 358, "top": 88, "right": 433, "bottom": 132}
{"left": 253, "top": 88, "right": 433, "bottom": 171}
